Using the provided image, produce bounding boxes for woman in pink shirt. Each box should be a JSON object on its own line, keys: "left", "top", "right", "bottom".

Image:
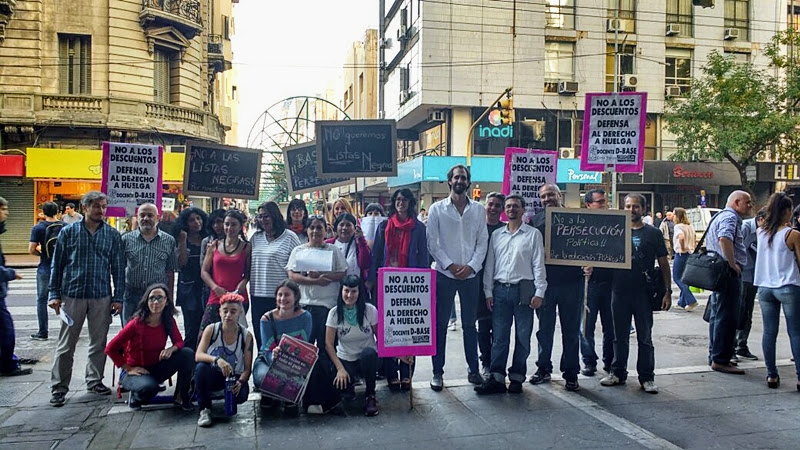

{"left": 105, "top": 283, "right": 195, "bottom": 410}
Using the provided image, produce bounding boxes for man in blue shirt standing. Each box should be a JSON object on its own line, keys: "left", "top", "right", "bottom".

{"left": 28, "top": 201, "right": 62, "bottom": 341}
{"left": 705, "top": 190, "right": 752, "bottom": 374}
{"left": 48, "top": 191, "right": 125, "bottom": 407}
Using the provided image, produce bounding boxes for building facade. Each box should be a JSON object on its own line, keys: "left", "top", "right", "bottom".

{"left": 380, "top": 0, "right": 787, "bottom": 209}
{"left": 0, "top": 0, "right": 239, "bottom": 252}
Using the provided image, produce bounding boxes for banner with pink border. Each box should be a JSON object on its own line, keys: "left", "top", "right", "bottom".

{"left": 580, "top": 92, "right": 647, "bottom": 173}
{"left": 501, "top": 147, "right": 558, "bottom": 222}
{"left": 377, "top": 267, "right": 437, "bottom": 358}
{"left": 101, "top": 142, "right": 163, "bottom": 217}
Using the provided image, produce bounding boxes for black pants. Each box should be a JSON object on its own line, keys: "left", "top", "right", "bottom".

{"left": 736, "top": 281, "right": 757, "bottom": 353}
{"left": 194, "top": 361, "right": 250, "bottom": 410}
{"left": 120, "top": 347, "right": 194, "bottom": 404}
{"left": 477, "top": 281, "right": 493, "bottom": 369}
{"left": 250, "top": 296, "right": 276, "bottom": 351}
{"left": 336, "top": 348, "right": 378, "bottom": 396}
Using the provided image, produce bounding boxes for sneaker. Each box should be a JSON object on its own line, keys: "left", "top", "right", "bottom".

{"left": 128, "top": 398, "right": 142, "bottom": 410}
{"left": 88, "top": 384, "right": 112, "bottom": 395}
{"left": 481, "top": 365, "right": 491, "bottom": 379}
{"left": 641, "top": 381, "right": 659, "bottom": 394}
{"left": 528, "top": 372, "right": 551, "bottom": 385}
{"left": 448, "top": 320, "right": 457, "bottom": 331}
{"left": 197, "top": 408, "right": 212, "bottom": 427}
{"left": 600, "top": 374, "right": 625, "bottom": 386}
{"left": 430, "top": 375, "right": 444, "bottom": 391}
{"left": 364, "top": 395, "right": 379, "bottom": 416}
{"left": 736, "top": 350, "right": 759, "bottom": 361}
{"left": 467, "top": 372, "right": 484, "bottom": 385}
{"left": 507, "top": 380, "right": 523, "bottom": 394}
{"left": 30, "top": 333, "right": 48, "bottom": 341}
{"left": 0, "top": 367, "right": 32, "bottom": 377}
{"left": 686, "top": 302, "right": 698, "bottom": 312}
{"left": 581, "top": 365, "right": 597, "bottom": 377}
{"left": 474, "top": 378, "right": 507, "bottom": 395}
{"left": 306, "top": 404, "right": 325, "bottom": 414}
{"left": 565, "top": 380, "right": 580, "bottom": 391}
{"left": 731, "top": 354, "right": 740, "bottom": 363}
{"left": 50, "top": 392, "right": 66, "bottom": 407}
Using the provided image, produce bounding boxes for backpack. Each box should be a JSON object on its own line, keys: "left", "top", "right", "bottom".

{"left": 43, "top": 221, "right": 64, "bottom": 262}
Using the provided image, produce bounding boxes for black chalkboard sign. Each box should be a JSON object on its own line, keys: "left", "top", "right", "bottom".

{"left": 316, "top": 120, "right": 397, "bottom": 178}
{"left": 283, "top": 142, "right": 350, "bottom": 195}
{"left": 184, "top": 141, "right": 261, "bottom": 199}
{"left": 544, "top": 207, "right": 631, "bottom": 269}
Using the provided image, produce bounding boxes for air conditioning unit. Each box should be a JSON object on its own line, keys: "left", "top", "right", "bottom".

{"left": 427, "top": 110, "right": 445, "bottom": 123}
{"left": 724, "top": 28, "right": 739, "bottom": 40}
{"left": 397, "top": 26, "right": 408, "bottom": 41}
{"left": 559, "top": 147, "right": 576, "bottom": 159}
{"left": 399, "top": 90, "right": 410, "bottom": 104}
{"left": 665, "top": 85, "right": 683, "bottom": 97}
{"left": 557, "top": 81, "right": 579, "bottom": 95}
{"left": 379, "top": 37, "right": 392, "bottom": 49}
{"left": 623, "top": 74, "right": 638, "bottom": 88}
{"left": 666, "top": 23, "right": 680, "bottom": 36}
{"left": 607, "top": 18, "right": 632, "bottom": 33}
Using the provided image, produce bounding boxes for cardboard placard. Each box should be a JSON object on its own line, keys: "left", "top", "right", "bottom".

{"left": 544, "top": 207, "right": 631, "bottom": 269}
{"left": 580, "top": 92, "right": 647, "bottom": 173}
{"left": 316, "top": 120, "right": 398, "bottom": 178}
{"left": 101, "top": 142, "right": 163, "bottom": 217}
{"left": 501, "top": 148, "right": 558, "bottom": 222}
{"left": 377, "top": 268, "right": 437, "bottom": 358}
{"left": 282, "top": 141, "right": 349, "bottom": 195}
{"left": 184, "top": 141, "right": 261, "bottom": 199}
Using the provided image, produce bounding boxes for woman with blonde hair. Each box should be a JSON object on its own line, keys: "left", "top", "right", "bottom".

{"left": 671, "top": 207, "right": 698, "bottom": 310}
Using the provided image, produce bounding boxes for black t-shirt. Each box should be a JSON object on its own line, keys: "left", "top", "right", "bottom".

{"left": 613, "top": 224, "right": 667, "bottom": 289}
{"left": 531, "top": 210, "right": 584, "bottom": 286}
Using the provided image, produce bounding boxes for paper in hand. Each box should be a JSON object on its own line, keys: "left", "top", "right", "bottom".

{"left": 58, "top": 309, "right": 74, "bottom": 327}
{"left": 360, "top": 216, "right": 386, "bottom": 243}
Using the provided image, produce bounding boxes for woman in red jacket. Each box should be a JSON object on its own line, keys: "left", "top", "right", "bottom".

{"left": 105, "top": 283, "right": 195, "bottom": 410}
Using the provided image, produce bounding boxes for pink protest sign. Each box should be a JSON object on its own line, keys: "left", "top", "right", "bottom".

{"left": 580, "top": 92, "right": 647, "bottom": 173}
{"left": 377, "top": 267, "right": 437, "bottom": 358}
{"left": 101, "top": 142, "right": 163, "bottom": 217}
{"left": 501, "top": 147, "right": 557, "bottom": 222}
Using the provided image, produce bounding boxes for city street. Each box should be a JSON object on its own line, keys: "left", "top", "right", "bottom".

{"left": 2, "top": 264, "right": 800, "bottom": 449}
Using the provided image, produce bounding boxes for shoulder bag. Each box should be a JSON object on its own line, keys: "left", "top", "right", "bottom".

{"left": 681, "top": 212, "right": 731, "bottom": 292}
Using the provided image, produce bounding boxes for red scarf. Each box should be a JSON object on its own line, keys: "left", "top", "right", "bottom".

{"left": 385, "top": 215, "right": 415, "bottom": 267}
{"left": 289, "top": 223, "right": 305, "bottom": 235}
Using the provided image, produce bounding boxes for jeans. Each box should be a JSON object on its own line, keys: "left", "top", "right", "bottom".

{"left": 122, "top": 288, "right": 145, "bottom": 327}
{"left": 120, "top": 347, "right": 194, "bottom": 404}
{"left": 36, "top": 270, "right": 50, "bottom": 336}
{"left": 250, "top": 296, "right": 276, "bottom": 351}
{"left": 336, "top": 347, "right": 378, "bottom": 396}
{"left": 535, "top": 282, "right": 582, "bottom": 381}
{"left": 610, "top": 287, "right": 655, "bottom": 383}
{"left": 736, "top": 281, "right": 758, "bottom": 353}
{"left": 580, "top": 281, "right": 614, "bottom": 370}
{"left": 194, "top": 361, "right": 249, "bottom": 410}
{"left": 758, "top": 285, "right": 800, "bottom": 380}
{"left": 0, "top": 297, "right": 19, "bottom": 373}
{"left": 477, "top": 276, "right": 493, "bottom": 369}
{"left": 432, "top": 275, "right": 479, "bottom": 376}
{"left": 708, "top": 274, "right": 742, "bottom": 365}
{"left": 489, "top": 283, "right": 534, "bottom": 383}
{"left": 672, "top": 253, "right": 697, "bottom": 307}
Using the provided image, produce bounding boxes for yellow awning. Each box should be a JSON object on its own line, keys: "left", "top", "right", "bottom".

{"left": 26, "top": 147, "right": 185, "bottom": 182}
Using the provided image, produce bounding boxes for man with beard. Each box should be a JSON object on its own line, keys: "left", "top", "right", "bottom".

{"left": 477, "top": 192, "right": 507, "bottom": 377}
{"left": 529, "top": 184, "right": 584, "bottom": 391}
{"left": 48, "top": 191, "right": 125, "bottom": 406}
{"left": 121, "top": 203, "right": 177, "bottom": 325}
{"left": 600, "top": 193, "right": 671, "bottom": 393}
{"left": 427, "top": 165, "right": 488, "bottom": 391}
{"left": 475, "top": 194, "right": 546, "bottom": 394}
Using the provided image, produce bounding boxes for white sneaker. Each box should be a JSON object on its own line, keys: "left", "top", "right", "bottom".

{"left": 306, "top": 404, "right": 325, "bottom": 415}
{"left": 600, "top": 374, "right": 624, "bottom": 386}
{"left": 197, "top": 408, "right": 212, "bottom": 427}
{"left": 641, "top": 381, "right": 659, "bottom": 394}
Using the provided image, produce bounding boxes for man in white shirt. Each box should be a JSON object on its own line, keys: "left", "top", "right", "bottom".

{"left": 61, "top": 203, "right": 83, "bottom": 225}
{"left": 426, "top": 164, "right": 489, "bottom": 391}
{"left": 475, "top": 194, "right": 546, "bottom": 395}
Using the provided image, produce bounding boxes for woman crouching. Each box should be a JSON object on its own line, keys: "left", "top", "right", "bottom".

{"left": 194, "top": 293, "right": 254, "bottom": 427}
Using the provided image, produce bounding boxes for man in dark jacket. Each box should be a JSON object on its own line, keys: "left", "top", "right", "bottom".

{"left": 0, "top": 196, "right": 32, "bottom": 377}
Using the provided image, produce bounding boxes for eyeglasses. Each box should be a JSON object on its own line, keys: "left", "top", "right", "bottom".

{"left": 309, "top": 214, "right": 326, "bottom": 221}
{"left": 148, "top": 295, "right": 167, "bottom": 304}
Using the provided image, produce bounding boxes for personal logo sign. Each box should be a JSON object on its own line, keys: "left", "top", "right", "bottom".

{"left": 184, "top": 141, "right": 261, "bottom": 199}
{"left": 544, "top": 207, "right": 632, "bottom": 269}
{"left": 282, "top": 141, "right": 349, "bottom": 195}
{"left": 580, "top": 92, "right": 647, "bottom": 173}
{"left": 101, "top": 141, "right": 163, "bottom": 217}
{"left": 316, "top": 120, "right": 397, "bottom": 178}
{"left": 501, "top": 147, "right": 557, "bottom": 221}
{"left": 377, "top": 268, "right": 437, "bottom": 358}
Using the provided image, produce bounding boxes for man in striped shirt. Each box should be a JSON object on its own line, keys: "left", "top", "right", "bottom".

{"left": 121, "top": 203, "right": 177, "bottom": 325}
{"left": 48, "top": 191, "right": 125, "bottom": 407}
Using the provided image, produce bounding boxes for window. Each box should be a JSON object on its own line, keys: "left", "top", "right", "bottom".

{"left": 343, "top": 90, "right": 349, "bottom": 108}
{"left": 665, "top": 49, "right": 692, "bottom": 95}
{"left": 59, "top": 34, "right": 91, "bottom": 95}
{"left": 544, "top": 42, "right": 574, "bottom": 92}
{"left": 545, "top": 0, "right": 574, "bottom": 29}
{"left": 605, "top": 44, "right": 635, "bottom": 92}
{"left": 666, "top": 0, "right": 693, "bottom": 37}
{"left": 725, "top": 50, "right": 750, "bottom": 64}
{"left": 790, "top": 4, "right": 800, "bottom": 30}
{"left": 359, "top": 73, "right": 364, "bottom": 93}
{"left": 607, "top": 0, "right": 636, "bottom": 33}
{"left": 153, "top": 49, "right": 178, "bottom": 104}
{"left": 223, "top": 16, "right": 230, "bottom": 40}
{"left": 725, "top": 0, "right": 749, "bottom": 40}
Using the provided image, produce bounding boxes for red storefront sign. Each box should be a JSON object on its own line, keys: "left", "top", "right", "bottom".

{"left": 673, "top": 165, "right": 714, "bottom": 179}
{"left": 0, "top": 155, "right": 25, "bottom": 176}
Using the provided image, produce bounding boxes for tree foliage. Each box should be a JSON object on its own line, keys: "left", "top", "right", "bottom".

{"left": 663, "top": 42, "right": 800, "bottom": 187}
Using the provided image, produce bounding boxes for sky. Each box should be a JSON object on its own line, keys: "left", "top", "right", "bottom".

{"left": 232, "top": 1, "right": 378, "bottom": 147}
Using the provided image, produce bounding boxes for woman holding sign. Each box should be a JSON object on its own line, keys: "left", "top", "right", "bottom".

{"left": 369, "top": 188, "right": 428, "bottom": 391}
{"left": 325, "top": 275, "right": 380, "bottom": 416}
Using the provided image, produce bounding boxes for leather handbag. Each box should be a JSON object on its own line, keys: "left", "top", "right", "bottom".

{"left": 681, "top": 212, "right": 731, "bottom": 292}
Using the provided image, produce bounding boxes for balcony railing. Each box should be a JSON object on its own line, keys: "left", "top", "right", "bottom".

{"left": 141, "top": 0, "right": 201, "bottom": 25}
{"left": 146, "top": 102, "right": 203, "bottom": 124}
{"left": 42, "top": 95, "right": 102, "bottom": 112}
{"left": 208, "top": 34, "right": 222, "bottom": 55}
